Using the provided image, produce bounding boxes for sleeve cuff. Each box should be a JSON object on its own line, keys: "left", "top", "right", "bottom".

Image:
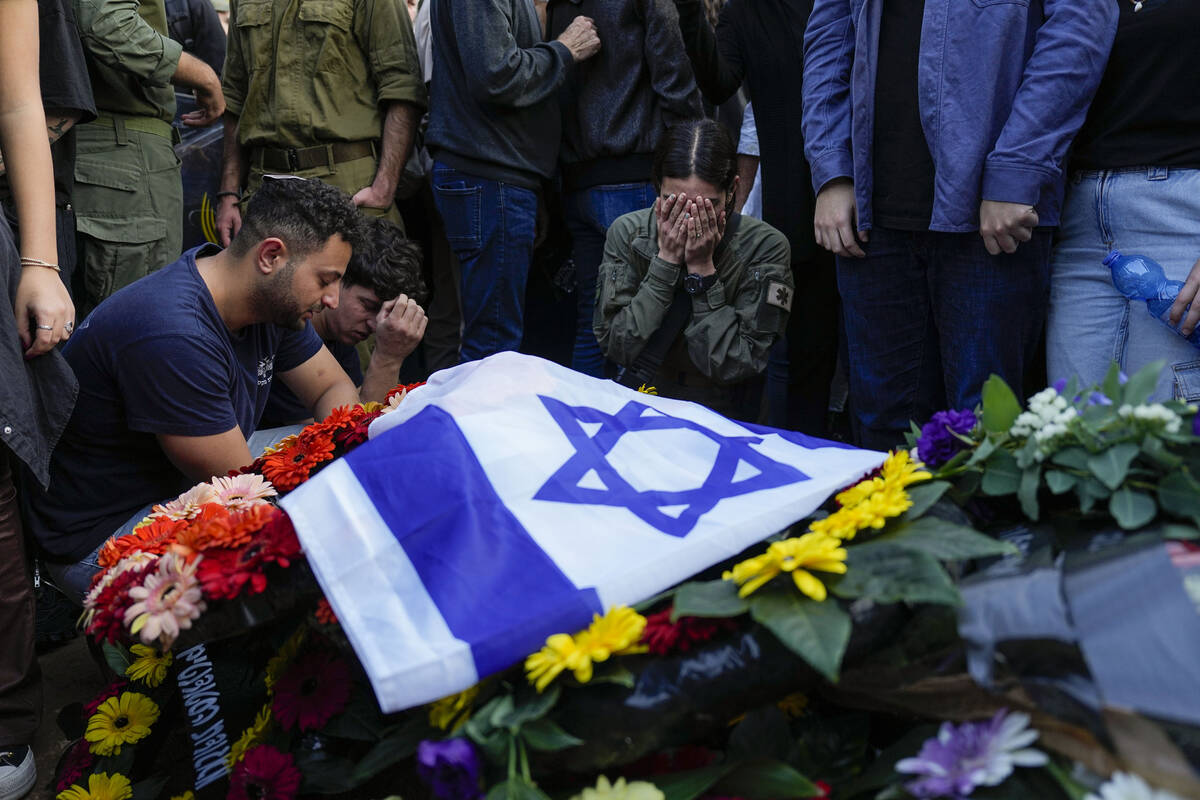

{"left": 647, "top": 256, "right": 682, "bottom": 291}
{"left": 692, "top": 279, "right": 726, "bottom": 314}
{"left": 149, "top": 35, "right": 185, "bottom": 87}
{"left": 377, "top": 80, "right": 429, "bottom": 112}
{"left": 808, "top": 148, "right": 854, "bottom": 196}
{"left": 547, "top": 40, "right": 572, "bottom": 66}
{"left": 981, "top": 161, "right": 1055, "bottom": 206}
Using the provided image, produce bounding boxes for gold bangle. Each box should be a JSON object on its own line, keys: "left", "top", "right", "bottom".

{"left": 19, "top": 257, "right": 61, "bottom": 273}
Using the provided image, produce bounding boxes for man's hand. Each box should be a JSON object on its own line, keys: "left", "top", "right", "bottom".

{"left": 14, "top": 266, "right": 74, "bottom": 358}
{"left": 1169, "top": 256, "right": 1200, "bottom": 337}
{"left": 557, "top": 16, "right": 600, "bottom": 62}
{"left": 374, "top": 294, "right": 427, "bottom": 363}
{"left": 979, "top": 200, "right": 1038, "bottom": 256}
{"left": 351, "top": 183, "right": 395, "bottom": 210}
{"left": 814, "top": 178, "right": 866, "bottom": 258}
{"left": 215, "top": 196, "right": 242, "bottom": 247}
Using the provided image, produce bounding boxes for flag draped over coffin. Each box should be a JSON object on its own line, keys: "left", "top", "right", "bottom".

{"left": 281, "top": 352, "right": 884, "bottom": 713}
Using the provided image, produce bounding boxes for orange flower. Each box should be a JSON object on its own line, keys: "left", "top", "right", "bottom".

{"left": 261, "top": 436, "right": 336, "bottom": 491}
{"left": 315, "top": 598, "right": 338, "bottom": 626}
{"left": 98, "top": 517, "right": 186, "bottom": 568}
{"left": 174, "top": 505, "right": 279, "bottom": 552}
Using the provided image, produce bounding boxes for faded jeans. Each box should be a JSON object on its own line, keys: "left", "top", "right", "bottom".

{"left": 1048, "top": 167, "right": 1200, "bottom": 402}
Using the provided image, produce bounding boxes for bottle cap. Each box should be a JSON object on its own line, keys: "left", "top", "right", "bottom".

{"left": 1102, "top": 250, "right": 1122, "bottom": 267}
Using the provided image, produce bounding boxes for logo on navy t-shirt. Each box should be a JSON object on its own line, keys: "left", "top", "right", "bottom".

{"left": 257, "top": 355, "right": 275, "bottom": 386}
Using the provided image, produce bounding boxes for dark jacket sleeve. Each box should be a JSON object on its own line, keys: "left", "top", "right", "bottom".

{"left": 643, "top": 0, "right": 703, "bottom": 124}
{"left": 672, "top": 0, "right": 742, "bottom": 105}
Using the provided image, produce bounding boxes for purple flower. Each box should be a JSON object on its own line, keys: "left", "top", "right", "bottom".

{"left": 417, "top": 738, "right": 483, "bottom": 800}
{"left": 895, "top": 710, "right": 1047, "bottom": 799}
{"left": 917, "top": 409, "right": 978, "bottom": 467}
{"left": 1052, "top": 378, "right": 1068, "bottom": 394}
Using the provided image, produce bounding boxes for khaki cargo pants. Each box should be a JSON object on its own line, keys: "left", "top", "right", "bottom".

{"left": 73, "top": 117, "right": 183, "bottom": 316}
{"left": 244, "top": 153, "right": 405, "bottom": 233}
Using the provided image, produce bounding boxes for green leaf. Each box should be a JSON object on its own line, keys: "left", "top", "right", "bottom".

{"left": 1109, "top": 487, "right": 1157, "bottom": 530}
{"left": 748, "top": 590, "right": 852, "bottom": 682}
{"left": 587, "top": 665, "right": 637, "bottom": 689}
{"left": 1122, "top": 359, "right": 1166, "bottom": 405}
{"left": 1163, "top": 524, "right": 1200, "bottom": 540}
{"left": 1018, "top": 465, "right": 1041, "bottom": 520}
{"left": 485, "top": 777, "right": 552, "bottom": 800}
{"left": 1102, "top": 363, "right": 1123, "bottom": 408}
{"left": 903, "top": 481, "right": 951, "bottom": 520}
{"left": 520, "top": 717, "right": 584, "bottom": 752}
{"left": 1076, "top": 476, "right": 1111, "bottom": 515}
{"left": 966, "top": 436, "right": 998, "bottom": 466}
{"left": 981, "top": 374, "right": 1022, "bottom": 433}
{"left": 1158, "top": 472, "right": 1200, "bottom": 519}
{"left": 101, "top": 643, "right": 132, "bottom": 677}
{"left": 493, "top": 686, "right": 559, "bottom": 730}
{"left": 1051, "top": 447, "right": 1090, "bottom": 471}
{"left": 878, "top": 517, "right": 1017, "bottom": 560}
{"left": 1045, "top": 470, "right": 1077, "bottom": 495}
{"left": 981, "top": 449, "right": 1021, "bottom": 496}
{"left": 833, "top": 543, "right": 960, "bottom": 606}
{"left": 671, "top": 579, "right": 750, "bottom": 620}
{"left": 348, "top": 715, "right": 428, "bottom": 783}
{"left": 837, "top": 724, "right": 938, "bottom": 799}
{"left": 715, "top": 760, "right": 820, "bottom": 799}
{"left": 1087, "top": 443, "right": 1141, "bottom": 491}
{"left": 655, "top": 764, "right": 736, "bottom": 800}
{"left": 1141, "top": 435, "right": 1183, "bottom": 469}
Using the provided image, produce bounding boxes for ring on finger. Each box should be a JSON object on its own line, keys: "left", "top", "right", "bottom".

{"left": 36, "top": 323, "right": 54, "bottom": 331}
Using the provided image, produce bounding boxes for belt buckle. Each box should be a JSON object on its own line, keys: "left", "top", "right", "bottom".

{"left": 287, "top": 148, "right": 300, "bottom": 172}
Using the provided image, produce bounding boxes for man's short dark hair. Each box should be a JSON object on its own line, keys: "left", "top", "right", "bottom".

{"left": 343, "top": 217, "right": 427, "bottom": 304}
{"left": 229, "top": 177, "right": 369, "bottom": 260}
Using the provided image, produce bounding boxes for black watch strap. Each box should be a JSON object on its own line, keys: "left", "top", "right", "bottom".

{"left": 684, "top": 272, "right": 718, "bottom": 295}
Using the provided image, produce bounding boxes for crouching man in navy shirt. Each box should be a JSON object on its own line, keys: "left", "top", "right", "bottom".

{"left": 26, "top": 177, "right": 367, "bottom": 602}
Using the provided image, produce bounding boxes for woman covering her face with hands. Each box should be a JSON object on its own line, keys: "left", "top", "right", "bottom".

{"left": 594, "top": 118, "right": 794, "bottom": 420}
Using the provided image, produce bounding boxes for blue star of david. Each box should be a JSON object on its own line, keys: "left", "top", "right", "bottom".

{"left": 533, "top": 396, "right": 810, "bottom": 537}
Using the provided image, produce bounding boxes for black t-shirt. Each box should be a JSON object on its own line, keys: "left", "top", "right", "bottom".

{"left": 0, "top": 0, "right": 96, "bottom": 208}
{"left": 871, "top": 0, "right": 935, "bottom": 231}
{"left": 260, "top": 338, "right": 365, "bottom": 428}
{"left": 1070, "top": 0, "right": 1200, "bottom": 171}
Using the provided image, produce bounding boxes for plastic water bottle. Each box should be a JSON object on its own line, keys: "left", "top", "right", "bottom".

{"left": 1104, "top": 250, "right": 1200, "bottom": 349}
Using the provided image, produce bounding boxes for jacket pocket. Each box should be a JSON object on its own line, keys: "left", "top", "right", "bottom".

{"left": 1173, "top": 359, "right": 1200, "bottom": 403}
{"left": 235, "top": 0, "right": 273, "bottom": 69}
{"left": 299, "top": 0, "right": 356, "bottom": 75}
{"left": 433, "top": 183, "right": 483, "bottom": 253}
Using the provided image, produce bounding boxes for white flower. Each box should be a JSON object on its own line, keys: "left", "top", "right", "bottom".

{"left": 1084, "top": 772, "right": 1185, "bottom": 800}
{"left": 1011, "top": 388, "right": 1078, "bottom": 455}
{"left": 150, "top": 482, "right": 217, "bottom": 521}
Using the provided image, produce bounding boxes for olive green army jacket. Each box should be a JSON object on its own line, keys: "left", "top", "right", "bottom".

{"left": 595, "top": 207, "right": 794, "bottom": 394}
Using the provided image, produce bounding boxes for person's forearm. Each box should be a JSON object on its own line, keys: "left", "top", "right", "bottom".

{"left": 0, "top": 109, "right": 80, "bottom": 177}
{"left": 219, "top": 112, "right": 247, "bottom": 192}
{"left": 172, "top": 50, "right": 220, "bottom": 93}
{"left": 370, "top": 101, "right": 421, "bottom": 199}
{"left": 358, "top": 352, "right": 405, "bottom": 406}
{"left": 311, "top": 379, "right": 362, "bottom": 422}
{"left": 0, "top": 0, "right": 57, "bottom": 265}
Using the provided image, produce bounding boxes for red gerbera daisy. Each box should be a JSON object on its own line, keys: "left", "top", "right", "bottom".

{"left": 227, "top": 744, "right": 302, "bottom": 800}
{"left": 54, "top": 738, "right": 96, "bottom": 793}
{"left": 271, "top": 649, "right": 352, "bottom": 731}
{"left": 640, "top": 608, "right": 739, "bottom": 656}
{"left": 85, "top": 563, "right": 155, "bottom": 644}
{"left": 332, "top": 408, "right": 382, "bottom": 450}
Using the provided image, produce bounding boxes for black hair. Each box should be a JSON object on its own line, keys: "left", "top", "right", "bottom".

{"left": 229, "top": 176, "right": 369, "bottom": 260}
{"left": 343, "top": 217, "right": 428, "bottom": 304}
{"left": 651, "top": 118, "right": 738, "bottom": 195}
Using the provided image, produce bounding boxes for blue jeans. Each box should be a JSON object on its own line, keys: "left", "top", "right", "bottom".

{"left": 431, "top": 163, "right": 539, "bottom": 362}
{"left": 837, "top": 227, "right": 1052, "bottom": 451}
{"left": 1048, "top": 167, "right": 1200, "bottom": 402}
{"left": 565, "top": 182, "right": 656, "bottom": 377}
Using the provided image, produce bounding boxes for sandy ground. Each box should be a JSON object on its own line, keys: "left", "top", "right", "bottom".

{"left": 29, "top": 637, "right": 108, "bottom": 800}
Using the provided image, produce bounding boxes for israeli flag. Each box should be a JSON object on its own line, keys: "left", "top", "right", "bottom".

{"left": 281, "top": 353, "right": 883, "bottom": 713}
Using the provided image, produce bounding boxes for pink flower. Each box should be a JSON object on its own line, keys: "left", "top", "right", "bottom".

{"left": 211, "top": 474, "right": 277, "bottom": 512}
{"left": 151, "top": 483, "right": 218, "bottom": 521}
{"left": 123, "top": 552, "right": 206, "bottom": 648}
{"left": 228, "top": 745, "right": 301, "bottom": 800}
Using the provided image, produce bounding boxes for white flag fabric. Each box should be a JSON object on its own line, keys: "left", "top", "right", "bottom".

{"left": 281, "top": 353, "right": 884, "bottom": 713}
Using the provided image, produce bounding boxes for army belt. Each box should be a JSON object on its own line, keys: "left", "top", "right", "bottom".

{"left": 91, "top": 113, "right": 176, "bottom": 141}
{"left": 255, "top": 140, "right": 377, "bottom": 173}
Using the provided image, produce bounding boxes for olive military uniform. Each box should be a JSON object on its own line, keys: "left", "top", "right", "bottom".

{"left": 73, "top": 0, "right": 184, "bottom": 315}
{"left": 595, "top": 209, "right": 794, "bottom": 418}
{"left": 222, "top": 0, "right": 426, "bottom": 222}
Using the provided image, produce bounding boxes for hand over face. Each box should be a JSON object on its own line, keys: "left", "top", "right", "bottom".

{"left": 655, "top": 192, "right": 690, "bottom": 266}
{"left": 683, "top": 197, "right": 725, "bottom": 274}
{"left": 374, "top": 294, "right": 427, "bottom": 362}
{"left": 979, "top": 200, "right": 1038, "bottom": 256}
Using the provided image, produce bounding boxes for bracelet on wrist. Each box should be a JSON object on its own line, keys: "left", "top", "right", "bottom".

{"left": 215, "top": 190, "right": 242, "bottom": 201}
{"left": 20, "top": 257, "right": 61, "bottom": 273}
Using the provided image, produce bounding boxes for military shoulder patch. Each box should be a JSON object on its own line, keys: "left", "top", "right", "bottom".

{"left": 766, "top": 281, "right": 793, "bottom": 311}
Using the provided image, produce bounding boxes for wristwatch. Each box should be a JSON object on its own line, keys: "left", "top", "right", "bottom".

{"left": 684, "top": 272, "right": 719, "bottom": 295}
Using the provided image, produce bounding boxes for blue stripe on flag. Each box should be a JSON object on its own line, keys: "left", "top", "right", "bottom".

{"left": 345, "top": 405, "right": 603, "bottom": 677}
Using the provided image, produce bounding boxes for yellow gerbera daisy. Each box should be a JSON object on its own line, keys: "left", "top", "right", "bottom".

{"left": 569, "top": 775, "right": 664, "bottom": 800}
{"left": 834, "top": 476, "right": 884, "bottom": 509}
{"left": 56, "top": 772, "right": 133, "bottom": 800}
{"left": 85, "top": 692, "right": 160, "bottom": 756}
{"left": 124, "top": 644, "right": 172, "bottom": 688}
{"left": 227, "top": 704, "right": 272, "bottom": 767}
{"left": 724, "top": 533, "right": 847, "bottom": 601}
{"left": 880, "top": 450, "right": 932, "bottom": 490}
{"left": 808, "top": 504, "right": 870, "bottom": 541}
{"left": 525, "top": 633, "right": 582, "bottom": 692}
{"left": 525, "top": 607, "right": 648, "bottom": 691}
{"left": 428, "top": 684, "right": 480, "bottom": 731}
